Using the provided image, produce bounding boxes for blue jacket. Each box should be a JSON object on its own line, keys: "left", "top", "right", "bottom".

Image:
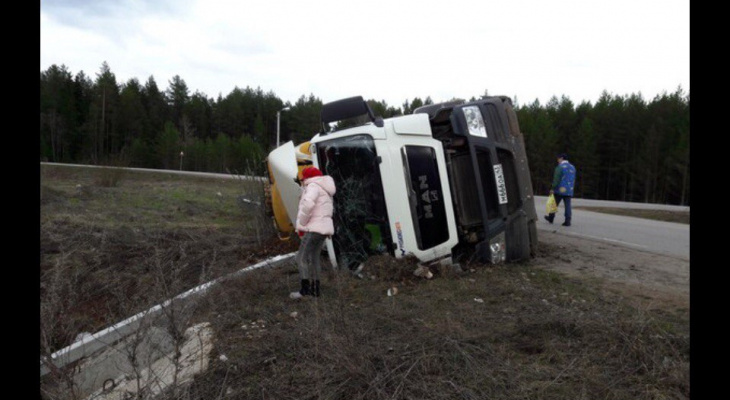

{"left": 552, "top": 160, "right": 576, "bottom": 196}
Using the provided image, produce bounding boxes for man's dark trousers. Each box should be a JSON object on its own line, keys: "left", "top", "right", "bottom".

{"left": 547, "top": 194, "right": 572, "bottom": 225}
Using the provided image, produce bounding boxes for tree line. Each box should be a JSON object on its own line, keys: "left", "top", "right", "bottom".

{"left": 40, "top": 62, "right": 689, "bottom": 205}
{"left": 517, "top": 90, "right": 689, "bottom": 206}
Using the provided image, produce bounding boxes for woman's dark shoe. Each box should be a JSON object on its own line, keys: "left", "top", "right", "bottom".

{"left": 289, "top": 279, "right": 311, "bottom": 299}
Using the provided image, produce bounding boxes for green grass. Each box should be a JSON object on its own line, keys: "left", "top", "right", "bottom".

{"left": 41, "top": 164, "right": 251, "bottom": 230}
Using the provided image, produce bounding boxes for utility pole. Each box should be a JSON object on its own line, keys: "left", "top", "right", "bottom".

{"left": 276, "top": 106, "right": 291, "bottom": 148}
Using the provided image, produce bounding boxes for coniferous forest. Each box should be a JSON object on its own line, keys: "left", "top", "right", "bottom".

{"left": 40, "top": 62, "right": 689, "bottom": 206}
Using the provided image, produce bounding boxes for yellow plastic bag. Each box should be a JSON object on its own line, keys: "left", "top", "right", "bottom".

{"left": 546, "top": 194, "right": 558, "bottom": 214}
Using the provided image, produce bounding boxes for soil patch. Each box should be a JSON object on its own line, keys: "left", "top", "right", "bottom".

{"left": 535, "top": 230, "right": 689, "bottom": 310}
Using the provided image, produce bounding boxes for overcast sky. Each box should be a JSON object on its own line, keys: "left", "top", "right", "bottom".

{"left": 40, "top": 0, "right": 689, "bottom": 108}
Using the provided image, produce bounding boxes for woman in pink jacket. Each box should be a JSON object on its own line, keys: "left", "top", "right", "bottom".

{"left": 290, "top": 166, "right": 336, "bottom": 299}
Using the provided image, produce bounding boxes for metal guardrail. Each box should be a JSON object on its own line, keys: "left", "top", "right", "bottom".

{"left": 40, "top": 162, "right": 267, "bottom": 182}
{"left": 40, "top": 252, "right": 296, "bottom": 377}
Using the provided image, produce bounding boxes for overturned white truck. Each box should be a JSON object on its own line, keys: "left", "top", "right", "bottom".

{"left": 267, "top": 95, "right": 538, "bottom": 270}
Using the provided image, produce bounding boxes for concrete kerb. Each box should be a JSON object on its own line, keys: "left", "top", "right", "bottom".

{"left": 40, "top": 252, "right": 297, "bottom": 377}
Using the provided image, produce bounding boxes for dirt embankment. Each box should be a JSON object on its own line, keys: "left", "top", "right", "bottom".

{"left": 534, "top": 230, "right": 689, "bottom": 310}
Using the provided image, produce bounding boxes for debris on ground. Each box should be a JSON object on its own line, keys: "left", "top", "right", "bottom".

{"left": 358, "top": 254, "right": 421, "bottom": 282}
{"left": 413, "top": 265, "right": 434, "bottom": 279}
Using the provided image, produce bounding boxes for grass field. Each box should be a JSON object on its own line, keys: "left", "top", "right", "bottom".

{"left": 40, "top": 164, "right": 689, "bottom": 400}
{"left": 40, "top": 164, "right": 295, "bottom": 351}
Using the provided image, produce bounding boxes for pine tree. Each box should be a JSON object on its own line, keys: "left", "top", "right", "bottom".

{"left": 141, "top": 76, "right": 168, "bottom": 143}
{"left": 166, "top": 75, "right": 190, "bottom": 134}
{"left": 89, "top": 61, "right": 120, "bottom": 163}
{"left": 71, "top": 71, "right": 93, "bottom": 162}
{"left": 118, "top": 78, "right": 147, "bottom": 158}
{"left": 40, "top": 64, "right": 76, "bottom": 162}
{"left": 157, "top": 121, "right": 181, "bottom": 170}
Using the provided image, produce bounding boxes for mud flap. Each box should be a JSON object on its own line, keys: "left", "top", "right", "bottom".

{"left": 505, "top": 212, "right": 531, "bottom": 262}
{"left": 474, "top": 240, "right": 491, "bottom": 264}
{"left": 528, "top": 219, "right": 538, "bottom": 257}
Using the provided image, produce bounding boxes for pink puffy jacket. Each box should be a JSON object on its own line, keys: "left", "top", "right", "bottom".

{"left": 295, "top": 175, "right": 336, "bottom": 235}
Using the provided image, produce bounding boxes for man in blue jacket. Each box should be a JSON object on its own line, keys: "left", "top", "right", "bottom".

{"left": 545, "top": 153, "right": 576, "bottom": 226}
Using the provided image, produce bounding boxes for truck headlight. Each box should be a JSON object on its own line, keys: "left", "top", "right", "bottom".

{"left": 489, "top": 232, "right": 507, "bottom": 264}
{"left": 463, "top": 106, "right": 487, "bottom": 138}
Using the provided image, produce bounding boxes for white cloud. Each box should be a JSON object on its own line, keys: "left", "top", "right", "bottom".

{"left": 40, "top": 0, "right": 690, "bottom": 107}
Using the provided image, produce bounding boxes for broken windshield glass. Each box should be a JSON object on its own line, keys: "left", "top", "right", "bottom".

{"left": 315, "top": 134, "right": 392, "bottom": 270}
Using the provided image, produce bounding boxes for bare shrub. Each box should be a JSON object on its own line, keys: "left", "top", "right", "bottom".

{"left": 230, "top": 164, "right": 276, "bottom": 246}
{"left": 40, "top": 234, "right": 220, "bottom": 399}
{"left": 94, "top": 167, "right": 126, "bottom": 188}
{"left": 178, "top": 251, "right": 689, "bottom": 400}
{"left": 39, "top": 163, "right": 290, "bottom": 398}
{"left": 94, "top": 155, "right": 129, "bottom": 187}
{"left": 40, "top": 257, "right": 88, "bottom": 399}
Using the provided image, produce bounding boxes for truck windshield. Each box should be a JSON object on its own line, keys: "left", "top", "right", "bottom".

{"left": 316, "top": 134, "right": 392, "bottom": 269}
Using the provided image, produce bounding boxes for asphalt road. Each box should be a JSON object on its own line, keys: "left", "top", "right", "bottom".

{"left": 533, "top": 195, "right": 690, "bottom": 261}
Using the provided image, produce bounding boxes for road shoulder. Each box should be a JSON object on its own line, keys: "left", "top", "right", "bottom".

{"left": 534, "top": 230, "right": 689, "bottom": 311}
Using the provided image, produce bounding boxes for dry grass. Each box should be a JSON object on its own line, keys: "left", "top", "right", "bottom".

{"left": 40, "top": 164, "right": 689, "bottom": 399}
{"left": 182, "top": 245, "right": 689, "bottom": 400}
{"left": 40, "top": 164, "right": 294, "bottom": 355}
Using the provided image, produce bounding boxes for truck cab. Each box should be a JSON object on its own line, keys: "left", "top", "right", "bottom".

{"left": 266, "top": 95, "right": 538, "bottom": 270}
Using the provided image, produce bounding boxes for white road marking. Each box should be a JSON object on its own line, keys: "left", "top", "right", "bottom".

{"left": 565, "top": 231, "right": 649, "bottom": 249}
